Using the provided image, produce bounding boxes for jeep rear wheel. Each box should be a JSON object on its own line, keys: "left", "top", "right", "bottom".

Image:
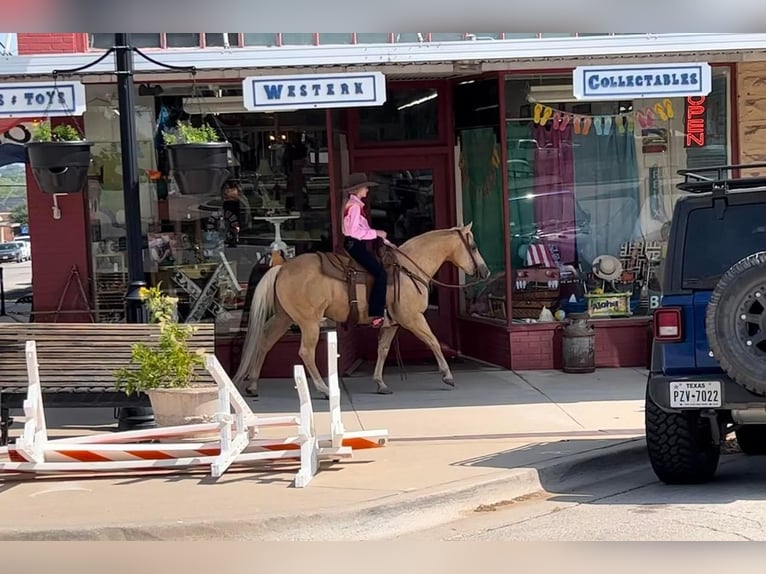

{"left": 706, "top": 251, "right": 766, "bottom": 396}
{"left": 734, "top": 425, "right": 766, "bottom": 455}
{"left": 645, "top": 388, "right": 720, "bottom": 484}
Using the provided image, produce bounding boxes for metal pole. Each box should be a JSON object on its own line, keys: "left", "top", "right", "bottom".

{"left": 0, "top": 266, "right": 5, "bottom": 317}
{"left": 115, "top": 33, "right": 148, "bottom": 324}
{"left": 115, "top": 33, "right": 153, "bottom": 429}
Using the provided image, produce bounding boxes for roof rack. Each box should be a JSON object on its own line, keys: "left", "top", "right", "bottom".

{"left": 677, "top": 162, "right": 766, "bottom": 194}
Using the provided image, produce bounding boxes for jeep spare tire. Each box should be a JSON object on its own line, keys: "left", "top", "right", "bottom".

{"left": 706, "top": 251, "right": 766, "bottom": 396}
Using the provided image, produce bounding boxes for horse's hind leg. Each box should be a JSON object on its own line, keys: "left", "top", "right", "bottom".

{"left": 244, "top": 311, "right": 293, "bottom": 398}
{"left": 297, "top": 321, "right": 330, "bottom": 399}
{"left": 372, "top": 325, "right": 399, "bottom": 395}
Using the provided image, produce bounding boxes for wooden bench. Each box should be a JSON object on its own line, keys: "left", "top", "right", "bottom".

{"left": 0, "top": 323, "right": 217, "bottom": 445}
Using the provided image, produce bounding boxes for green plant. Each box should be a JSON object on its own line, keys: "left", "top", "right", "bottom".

{"left": 31, "top": 121, "right": 83, "bottom": 142}
{"left": 162, "top": 121, "right": 220, "bottom": 145}
{"left": 114, "top": 284, "right": 206, "bottom": 396}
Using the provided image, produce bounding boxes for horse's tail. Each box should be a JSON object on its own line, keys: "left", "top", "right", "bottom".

{"left": 232, "top": 265, "right": 282, "bottom": 386}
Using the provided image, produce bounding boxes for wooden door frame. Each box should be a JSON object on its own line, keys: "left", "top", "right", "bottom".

{"left": 351, "top": 151, "right": 458, "bottom": 350}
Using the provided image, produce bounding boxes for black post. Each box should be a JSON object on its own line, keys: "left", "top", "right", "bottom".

{"left": 0, "top": 266, "right": 5, "bottom": 317}
{"left": 115, "top": 33, "right": 145, "bottom": 314}
{"left": 115, "top": 33, "right": 154, "bottom": 429}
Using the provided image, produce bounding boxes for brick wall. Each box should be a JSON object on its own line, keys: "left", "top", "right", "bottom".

{"left": 510, "top": 319, "right": 651, "bottom": 370}
{"left": 17, "top": 33, "right": 87, "bottom": 55}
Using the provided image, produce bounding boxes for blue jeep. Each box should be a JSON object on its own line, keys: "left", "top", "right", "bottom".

{"left": 646, "top": 162, "right": 766, "bottom": 484}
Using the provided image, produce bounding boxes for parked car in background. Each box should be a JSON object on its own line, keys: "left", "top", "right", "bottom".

{"left": 0, "top": 242, "right": 23, "bottom": 263}
{"left": 12, "top": 240, "right": 30, "bottom": 261}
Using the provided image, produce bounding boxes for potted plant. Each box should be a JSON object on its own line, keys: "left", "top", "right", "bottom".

{"left": 114, "top": 284, "right": 219, "bottom": 428}
{"left": 26, "top": 120, "right": 93, "bottom": 194}
{"left": 162, "top": 121, "right": 231, "bottom": 196}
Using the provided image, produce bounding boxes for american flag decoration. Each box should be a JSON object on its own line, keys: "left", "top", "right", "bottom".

{"left": 525, "top": 243, "right": 555, "bottom": 268}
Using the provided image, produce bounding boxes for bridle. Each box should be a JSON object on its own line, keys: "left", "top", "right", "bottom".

{"left": 386, "top": 228, "right": 488, "bottom": 290}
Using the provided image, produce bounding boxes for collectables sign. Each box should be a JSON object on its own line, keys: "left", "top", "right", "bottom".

{"left": 573, "top": 63, "right": 712, "bottom": 101}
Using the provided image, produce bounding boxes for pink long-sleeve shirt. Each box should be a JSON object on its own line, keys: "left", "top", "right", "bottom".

{"left": 342, "top": 195, "right": 377, "bottom": 240}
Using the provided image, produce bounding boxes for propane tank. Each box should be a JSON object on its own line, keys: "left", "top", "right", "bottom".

{"left": 562, "top": 313, "right": 595, "bottom": 374}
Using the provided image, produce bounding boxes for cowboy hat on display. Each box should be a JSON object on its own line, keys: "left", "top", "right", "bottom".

{"left": 591, "top": 254, "right": 623, "bottom": 282}
{"left": 344, "top": 172, "right": 379, "bottom": 194}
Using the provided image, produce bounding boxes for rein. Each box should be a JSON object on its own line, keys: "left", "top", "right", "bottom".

{"left": 386, "top": 230, "right": 487, "bottom": 290}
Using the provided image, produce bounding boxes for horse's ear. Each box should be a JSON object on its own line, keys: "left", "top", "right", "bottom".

{"left": 463, "top": 222, "right": 473, "bottom": 233}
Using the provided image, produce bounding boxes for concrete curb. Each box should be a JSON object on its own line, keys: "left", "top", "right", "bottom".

{"left": 0, "top": 437, "right": 647, "bottom": 541}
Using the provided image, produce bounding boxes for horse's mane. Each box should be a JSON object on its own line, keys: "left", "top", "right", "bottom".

{"left": 398, "top": 226, "right": 463, "bottom": 251}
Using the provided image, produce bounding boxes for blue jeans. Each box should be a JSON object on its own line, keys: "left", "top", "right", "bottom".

{"left": 344, "top": 237, "right": 387, "bottom": 318}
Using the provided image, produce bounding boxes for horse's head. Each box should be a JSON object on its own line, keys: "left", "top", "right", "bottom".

{"left": 450, "top": 223, "right": 491, "bottom": 280}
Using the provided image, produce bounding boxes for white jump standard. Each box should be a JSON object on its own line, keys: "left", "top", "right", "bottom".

{"left": 0, "top": 330, "right": 388, "bottom": 487}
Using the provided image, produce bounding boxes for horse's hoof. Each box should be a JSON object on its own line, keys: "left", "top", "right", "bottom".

{"left": 377, "top": 386, "right": 393, "bottom": 395}
{"left": 443, "top": 378, "right": 455, "bottom": 388}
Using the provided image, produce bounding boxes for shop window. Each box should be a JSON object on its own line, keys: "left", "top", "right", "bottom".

{"left": 204, "top": 33, "right": 240, "bottom": 47}
{"left": 319, "top": 33, "right": 353, "bottom": 45}
{"left": 429, "top": 33, "right": 467, "bottom": 42}
{"left": 454, "top": 78, "right": 506, "bottom": 322}
{"left": 356, "top": 33, "right": 391, "bottom": 44}
{"left": 503, "top": 68, "right": 731, "bottom": 324}
{"left": 165, "top": 33, "right": 201, "bottom": 48}
{"left": 90, "top": 34, "right": 161, "bottom": 49}
{"left": 357, "top": 88, "right": 440, "bottom": 143}
{"left": 243, "top": 33, "right": 279, "bottom": 46}
{"left": 84, "top": 84, "right": 158, "bottom": 322}
{"left": 146, "top": 98, "right": 332, "bottom": 342}
{"left": 466, "top": 33, "right": 503, "bottom": 40}
{"left": 280, "top": 33, "right": 315, "bottom": 45}
{"left": 394, "top": 33, "right": 425, "bottom": 43}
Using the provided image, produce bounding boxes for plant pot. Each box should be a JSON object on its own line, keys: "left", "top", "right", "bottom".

{"left": 26, "top": 140, "right": 93, "bottom": 194}
{"left": 166, "top": 142, "right": 231, "bottom": 196}
{"left": 146, "top": 386, "right": 220, "bottom": 429}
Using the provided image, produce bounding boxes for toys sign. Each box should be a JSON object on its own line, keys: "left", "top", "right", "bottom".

{"left": 0, "top": 81, "right": 86, "bottom": 118}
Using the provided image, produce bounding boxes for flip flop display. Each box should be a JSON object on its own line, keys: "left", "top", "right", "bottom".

{"left": 530, "top": 100, "right": 673, "bottom": 135}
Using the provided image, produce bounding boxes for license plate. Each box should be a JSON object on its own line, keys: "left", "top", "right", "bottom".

{"left": 669, "top": 381, "right": 722, "bottom": 408}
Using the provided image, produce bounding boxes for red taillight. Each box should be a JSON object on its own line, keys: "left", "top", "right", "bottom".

{"left": 654, "top": 308, "right": 683, "bottom": 342}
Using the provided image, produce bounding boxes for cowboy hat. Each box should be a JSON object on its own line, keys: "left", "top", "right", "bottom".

{"left": 592, "top": 254, "right": 623, "bottom": 282}
{"left": 343, "top": 172, "right": 379, "bottom": 194}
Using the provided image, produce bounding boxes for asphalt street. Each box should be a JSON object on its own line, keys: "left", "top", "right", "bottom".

{"left": 403, "top": 444, "right": 766, "bottom": 541}
{"left": 0, "top": 259, "right": 31, "bottom": 300}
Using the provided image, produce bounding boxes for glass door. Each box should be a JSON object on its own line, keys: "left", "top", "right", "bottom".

{"left": 353, "top": 153, "right": 456, "bottom": 348}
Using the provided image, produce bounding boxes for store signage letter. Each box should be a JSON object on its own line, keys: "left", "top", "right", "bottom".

{"left": 0, "top": 81, "right": 86, "bottom": 118}
{"left": 573, "top": 63, "right": 712, "bottom": 101}
{"left": 242, "top": 72, "right": 386, "bottom": 111}
{"left": 684, "top": 95, "right": 707, "bottom": 147}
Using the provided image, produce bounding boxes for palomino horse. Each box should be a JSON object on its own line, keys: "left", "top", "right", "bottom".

{"left": 232, "top": 223, "right": 491, "bottom": 397}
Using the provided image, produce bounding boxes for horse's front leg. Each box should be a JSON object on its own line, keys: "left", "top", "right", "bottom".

{"left": 373, "top": 325, "right": 399, "bottom": 394}
{"left": 398, "top": 313, "right": 455, "bottom": 388}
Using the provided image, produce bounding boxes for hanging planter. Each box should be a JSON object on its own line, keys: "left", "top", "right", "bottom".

{"left": 26, "top": 122, "right": 93, "bottom": 195}
{"left": 163, "top": 121, "right": 231, "bottom": 196}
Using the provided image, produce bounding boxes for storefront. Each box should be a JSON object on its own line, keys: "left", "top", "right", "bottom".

{"left": 0, "top": 37, "right": 746, "bottom": 377}
{"left": 457, "top": 62, "right": 735, "bottom": 370}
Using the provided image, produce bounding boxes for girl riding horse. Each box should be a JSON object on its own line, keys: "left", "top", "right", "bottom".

{"left": 341, "top": 173, "right": 389, "bottom": 328}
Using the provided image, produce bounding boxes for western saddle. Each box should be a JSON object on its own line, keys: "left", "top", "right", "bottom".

{"left": 316, "top": 242, "right": 419, "bottom": 327}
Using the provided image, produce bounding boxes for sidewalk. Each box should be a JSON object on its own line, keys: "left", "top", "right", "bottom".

{"left": 0, "top": 360, "right": 648, "bottom": 540}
